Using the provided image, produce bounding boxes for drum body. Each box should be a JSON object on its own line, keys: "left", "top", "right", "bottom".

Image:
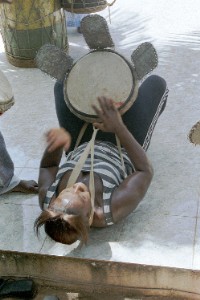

{"left": 64, "top": 50, "right": 139, "bottom": 123}
{"left": 0, "top": 0, "right": 68, "bottom": 68}
{"left": 61, "top": 0, "right": 107, "bottom": 13}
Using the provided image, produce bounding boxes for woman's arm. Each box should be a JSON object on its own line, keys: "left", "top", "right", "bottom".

{"left": 38, "top": 128, "right": 71, "bottom": 209}
{"left": 38, "top": 148, "right": 62, "bottom": 209}
{"left": 93, "top": 97, "right": 153, "bottom": 223}
{"left": 109, "top": 124, "right": 153, "bottom": 223}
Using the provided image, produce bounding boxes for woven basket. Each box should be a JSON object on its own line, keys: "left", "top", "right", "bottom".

{"left": 188, "top": 121, "right": 200, "bottom": 145}
{"left": 61, "top": 0, "right": 116, "bottom": 14}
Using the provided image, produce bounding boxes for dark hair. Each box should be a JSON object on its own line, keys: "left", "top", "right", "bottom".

{"left": 34, "top": 209, "right": 89, "bottom": 245}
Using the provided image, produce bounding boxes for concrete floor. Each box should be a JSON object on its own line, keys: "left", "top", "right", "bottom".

{"left": 1, "top": 0, "right": 200, "bottom": 272}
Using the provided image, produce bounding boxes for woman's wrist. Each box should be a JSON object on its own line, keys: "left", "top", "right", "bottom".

{"left": 114, "top": 122, "right": 128, "bottom": 137}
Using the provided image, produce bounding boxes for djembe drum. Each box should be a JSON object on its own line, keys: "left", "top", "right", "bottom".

{"left": 0, "top": 0, "right": 68, "bottom": 68}
{"left": 64, "top": 50, "right": 138, "bottom": 123}
{"left": 35, "top": 14, "right": 158, "bottom": 220}
{"left": 61, "top": 0, "right": 116, "bottom": 14}
{"left": 0, "top": 69, "right": 14, "bottom": 113}
{"left": 36, "top": 14, "right": 158, "bottom": 123}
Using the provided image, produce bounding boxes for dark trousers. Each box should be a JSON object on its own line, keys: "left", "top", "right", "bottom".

{"left": 54, "top": 75, "right": 168, "bottom": 152}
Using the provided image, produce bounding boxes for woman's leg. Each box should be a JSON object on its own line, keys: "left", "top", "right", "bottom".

{"left": 122, "top": 74, "right": 168, "bottom": 150}
{"left": 54, "top": 75, "right": 168, "bottom": 150}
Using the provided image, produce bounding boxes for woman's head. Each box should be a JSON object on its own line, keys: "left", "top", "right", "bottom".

{"left": 34, "top": 209, "right": 89, "bottom": 245}
{"left": 34, "top": 182, "right": 92, "bottom": 245}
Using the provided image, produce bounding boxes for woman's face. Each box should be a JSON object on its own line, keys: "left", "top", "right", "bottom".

{"left": 50, "top": 182, "right": 91, "bottom": 218}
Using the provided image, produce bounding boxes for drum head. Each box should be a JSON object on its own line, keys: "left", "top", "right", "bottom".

{"left": 64, "top": 50, "right": 137, "bottom": 122}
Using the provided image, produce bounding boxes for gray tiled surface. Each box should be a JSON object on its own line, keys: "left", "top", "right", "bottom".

{"left": 1, "top": 0, "right": 200, "bottom": 271}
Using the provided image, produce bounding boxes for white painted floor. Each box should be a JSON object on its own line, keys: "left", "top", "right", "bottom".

{"left": 1, "top": 0, "right": 200, "bottom": 271}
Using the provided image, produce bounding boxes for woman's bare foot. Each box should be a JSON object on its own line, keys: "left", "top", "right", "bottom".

{"left": 11, "top": 180, "right": 38, "bottom": 193}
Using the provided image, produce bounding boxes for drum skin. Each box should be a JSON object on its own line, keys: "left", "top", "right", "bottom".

{"left": 64, "top": 50, "right": 139, "bottom": 123}
{"left": 0, "top": 0, "right": 68, "bottom": 68}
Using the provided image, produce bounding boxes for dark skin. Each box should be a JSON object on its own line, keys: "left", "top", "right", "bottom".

{"left": 38, "top": 97, "right": 153, "bottom": 226}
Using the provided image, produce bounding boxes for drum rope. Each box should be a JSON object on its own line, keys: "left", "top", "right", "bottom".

{"left": 67, "top": 122, "right": 126, "bottom": 226}
{"left": 115, "top": 134, "right": 126, "bottom": 178}
{"left": 74, "top": 122, "right": 89, "bottom": 151}
{"left": 0, "top": 1, "right": 64, "bottom": 25}
{"left": 1, "top": 11, "right": 63, "bottom": 26}
{"left": 62, "top": 0, "right": 116, "bottom": 14}
{"left": 67, "top": 126, "right": 99, "bottom": 226}
{"left": 107, "top": 0, "right": 117, "bottom": 6}
{"left": 106, "top": 0, "right": 117, "bottom": 24}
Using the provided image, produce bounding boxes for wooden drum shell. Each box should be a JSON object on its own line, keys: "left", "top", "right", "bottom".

{"left": 0, "top": 0, "right": 68, "bottom": 68}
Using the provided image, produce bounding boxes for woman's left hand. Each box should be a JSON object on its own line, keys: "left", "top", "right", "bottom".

{"left": 46, "top": 128, "right": 71, "bottom": 152}
{"left": 92, "top": 96, "right": 124, "bottom": 133}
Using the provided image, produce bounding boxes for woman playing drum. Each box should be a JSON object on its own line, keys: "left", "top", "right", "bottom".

{"left": 34, "top": 75, "right": 168, "bottom": 245}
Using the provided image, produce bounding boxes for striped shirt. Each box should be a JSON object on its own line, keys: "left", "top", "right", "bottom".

{"left": 44, "top": 141, "right": 134, "bottom": 225}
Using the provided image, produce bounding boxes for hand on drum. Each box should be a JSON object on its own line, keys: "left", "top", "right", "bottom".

{"left": 46, "top": 128, "right": 71, "bottom": 153}
{"left": 92, "top": 96, "right": 124, "bottom": 133}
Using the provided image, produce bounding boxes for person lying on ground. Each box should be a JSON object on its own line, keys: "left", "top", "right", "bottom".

{"left": 0, "top": 0, "right": 13, "bottom": 4}
{"left": 34, "top": 75, "right": 168, "bottom": 245}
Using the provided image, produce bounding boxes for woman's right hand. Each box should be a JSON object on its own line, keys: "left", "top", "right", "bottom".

{"left": 92, "top": 96, "right": 125, "bottom": 134}
{"left": 46, "top": 128, "right": 71, "bottom": 152}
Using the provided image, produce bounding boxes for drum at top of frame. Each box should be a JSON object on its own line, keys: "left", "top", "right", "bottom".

{"left": 0, "top": 0, "right": 68, "bottom": 68}
{"left": 63, "top": 50, "right": 139, "bottom": 123}
{"left": 60, "top": 0, "right": 116, "bottom": 14}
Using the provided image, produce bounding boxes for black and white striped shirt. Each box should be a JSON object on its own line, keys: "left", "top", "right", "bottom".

{"left": 44, "top": 141, "right": 134, "bottom": 225}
